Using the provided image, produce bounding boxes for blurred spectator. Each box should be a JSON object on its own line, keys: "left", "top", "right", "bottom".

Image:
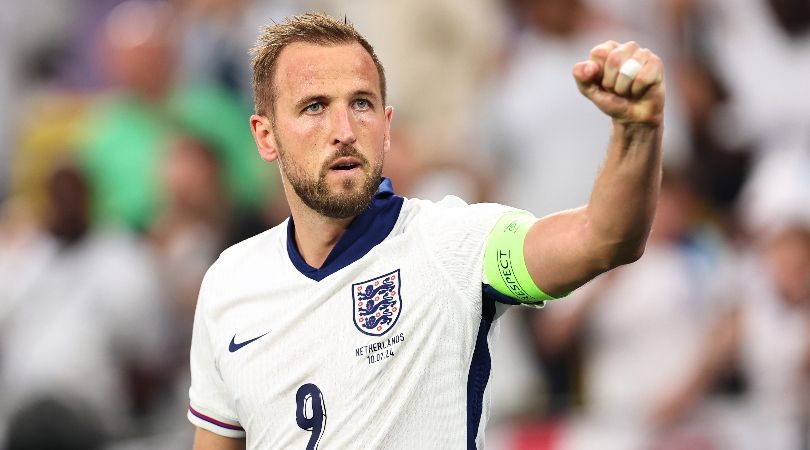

{"left": 0, "top": 0, "right": 79, "bottom": 197}
{"left": 5, "top": 396, "right": 105, "bottom": 450}
{"left": 676, "top": 55, "right": 752, "bottom": 230}
{"left": 130, "top": 134, "right": 237, "bottom": 448}
{"left": 174, "top": 0, "right": 314, "bottom": 102}
{"left": 478, "top": 0, "right": 688, "bottom": 218}
{"left": 382, "top": 126, "right": 493, "bottom": 203}
{"left": 10, "top": 94, "right": 92, "bottom": 227}
{"left": 4, "top": 0, "right": 126, "bottom": 225}
{"left": 150, "top": 134, "right": 231, "bottom": 324}
{"left": 0, "top": 163, "right": 170, "bottom": 445}
{"left": 79, "top": 0, "right": 270, "bottom": 231}
{"left": 522, "top": 173, "right": 729, "bottom": 450}
{"left": 738, "top": 147, "right": 810, "bottom": 240}
{"left": 656, "top": 224, "right": 810, "bottom": 450}
{"left": 324, "top": 0, "right": 507, "bottom": 163}
{"left": 38, "top": 0, "right": 130, "bottom": 90}
{"left": 694, "top": 0, "right": 810, "bottom": 158}
{"left": 175, "top": 0, "right": 254, "bottom": 98}
{"left": 582, "top": 0, "right": 698, "bottom": 70}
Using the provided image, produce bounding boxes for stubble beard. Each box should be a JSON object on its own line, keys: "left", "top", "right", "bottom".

{"left": 278, "top": 143, "right": 382, "bottom": 220}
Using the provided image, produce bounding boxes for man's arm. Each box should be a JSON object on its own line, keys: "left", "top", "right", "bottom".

{"left": 193, "top": 427, "right": 246, "bottom": 450}
{"left": 524, "top": 41, "right": 665, "bottom": 296}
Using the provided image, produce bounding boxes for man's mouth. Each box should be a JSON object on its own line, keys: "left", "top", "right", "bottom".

{"left": 329, "top": 157, "right": 363, "bottom": 171}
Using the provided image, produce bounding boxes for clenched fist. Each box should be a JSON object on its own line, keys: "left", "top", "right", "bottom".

{"left": 573, "top": 41, "right": 665, "bottom": 126}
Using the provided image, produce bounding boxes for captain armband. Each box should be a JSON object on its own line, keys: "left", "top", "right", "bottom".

{"left": 483, "top": 211, "right": 567, "bottom": 305}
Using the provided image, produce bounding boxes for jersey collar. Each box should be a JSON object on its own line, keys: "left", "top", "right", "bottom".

{"left": 286, "top": 177, "right": 404, "bottom": 281}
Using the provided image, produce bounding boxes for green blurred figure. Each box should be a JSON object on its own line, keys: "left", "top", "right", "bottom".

{"left": 80, "top": 1, "right": 269, "bottom": 231}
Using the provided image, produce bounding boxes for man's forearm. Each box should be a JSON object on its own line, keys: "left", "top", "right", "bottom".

{"left": 584, "top": 121, "right": 663, "bottom": 269}
{"left": 520, "top": 41, "right": 666, "bottom": 297}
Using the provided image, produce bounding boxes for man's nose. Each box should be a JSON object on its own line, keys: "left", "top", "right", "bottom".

{"left": 330, "top": 105, "right": 357, "bottom": 146}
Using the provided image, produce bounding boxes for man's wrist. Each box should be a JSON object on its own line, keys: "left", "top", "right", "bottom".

{"left": 611, "top": 118, "right": 663, "bottom": 130}
{"left": 610, "top": 120, "right": 663, "bottom": 155}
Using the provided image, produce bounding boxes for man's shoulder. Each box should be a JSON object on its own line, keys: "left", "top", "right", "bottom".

{"left": 404, "top": 194, "right": 469, "bottom": 209}
{"left": 398, "top": 194, "right": 470, "bottom": 223}
{"left": 400, "top": 195, "right": 515, "bottom": 228}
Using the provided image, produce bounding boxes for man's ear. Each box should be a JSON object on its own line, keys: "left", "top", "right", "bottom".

{"left": 383, "top": 106, "right": 394, "bottom": 153}
{"left": 250, "top": 114, "right": 279, "bottom": 162}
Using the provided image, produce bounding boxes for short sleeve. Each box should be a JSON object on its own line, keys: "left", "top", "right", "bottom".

{"left": 417, "top": 196, "right": 515, "bottom": 303}
{"left": 187, "top": 266, "right": 246, "bottom": 438}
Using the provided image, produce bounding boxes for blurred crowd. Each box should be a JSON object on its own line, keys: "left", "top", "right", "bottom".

{"left": 0, "top": 0, "right": 808, "bottom": 449}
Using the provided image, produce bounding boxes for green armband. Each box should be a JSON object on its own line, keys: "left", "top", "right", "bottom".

{"left": 484, "top": 211, "right": 558, "bottom": 303}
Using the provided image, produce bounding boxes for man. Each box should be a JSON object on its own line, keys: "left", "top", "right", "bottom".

{"left": 0, "top": 164, "right": 169, "bottom": 444}
{"left": 188, "top": 12, "right": 664, "bottom": 450}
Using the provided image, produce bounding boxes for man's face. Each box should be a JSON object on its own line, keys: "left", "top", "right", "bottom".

{"left": 263, "top": 42, "right": 392, "bottom": 219}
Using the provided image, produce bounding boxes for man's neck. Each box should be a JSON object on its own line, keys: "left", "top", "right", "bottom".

{"left": 289, "top": 201, "right": 355, "bottom": 269}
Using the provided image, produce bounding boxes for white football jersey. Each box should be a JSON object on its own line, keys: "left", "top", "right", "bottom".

{"left": 188, "top": 179, "right": 516, "bottom": 449}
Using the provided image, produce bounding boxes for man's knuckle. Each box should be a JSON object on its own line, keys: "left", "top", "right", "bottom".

{"left": 642, "top": 68, "right": 659, "bottom": 83}
{"left": 593, "top": 41, "right": 618, "bottom": 56}
{"left": 606, "top": 51, "right": 624, "bottom": 67}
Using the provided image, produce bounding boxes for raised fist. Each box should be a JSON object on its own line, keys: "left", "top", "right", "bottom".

{"left": 573, "top": 41, "right": 665, "bottom": 126}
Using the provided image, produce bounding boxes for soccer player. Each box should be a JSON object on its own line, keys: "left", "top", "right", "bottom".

{"left": 188, "top": 12, "right": 665, "bottom": 450}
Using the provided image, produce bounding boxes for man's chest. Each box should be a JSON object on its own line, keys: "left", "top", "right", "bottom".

{"left": 209, "top": 244, "right": 483, "bottom": 442}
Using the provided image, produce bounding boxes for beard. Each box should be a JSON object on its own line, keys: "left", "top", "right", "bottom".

{"left": 278, "top": 143, "right": 383, "bottom": 219}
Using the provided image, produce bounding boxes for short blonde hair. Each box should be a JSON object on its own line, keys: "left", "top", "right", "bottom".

{"left": 250, "top": 13, "right": 387, "bottom": 116}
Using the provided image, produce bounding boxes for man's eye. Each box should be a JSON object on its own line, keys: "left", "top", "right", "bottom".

{"left": 305, "top": 103, "right": 323, "bottom": 113}
{"left": 354, "top": 99, "right": 370, "bottom": 110}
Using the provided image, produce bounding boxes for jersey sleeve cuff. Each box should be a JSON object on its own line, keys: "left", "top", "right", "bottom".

{"left": 188, "top": 404, "right": 246, "bottom": 439}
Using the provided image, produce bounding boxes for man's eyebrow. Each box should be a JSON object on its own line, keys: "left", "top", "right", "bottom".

{"left": 352, "top": 89, "right": 378, "bottom": 100}
{"left": 294, "top": 95, "right": 330, "bottom": 110}
{"left": 293, "top": 90, "right": 380, "bottom": 110}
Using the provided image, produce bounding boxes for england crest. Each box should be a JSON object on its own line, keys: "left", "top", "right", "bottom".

{"left": 352, "top": 269, "right": 402, "bottom": 336}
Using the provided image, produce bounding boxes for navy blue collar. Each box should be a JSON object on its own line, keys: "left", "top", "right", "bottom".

{"left": 286, "top": 177, "right": 404, "bottom": 281}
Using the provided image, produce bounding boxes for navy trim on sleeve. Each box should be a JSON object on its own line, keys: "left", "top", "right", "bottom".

{"left": 481, "top": 284, "right": 522, "bottom": 305}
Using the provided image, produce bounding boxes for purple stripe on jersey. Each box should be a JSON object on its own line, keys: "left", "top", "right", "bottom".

{"left": 188, "top": 405, "right": 244, "bottom": 431}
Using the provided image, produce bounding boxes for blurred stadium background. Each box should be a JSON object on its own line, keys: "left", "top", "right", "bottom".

{"left": 0, "top": 0, "right": 809, "bottom": 449}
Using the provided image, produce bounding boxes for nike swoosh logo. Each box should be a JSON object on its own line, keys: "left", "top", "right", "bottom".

{"left": 229, "top": 332, "right": 269, "bottom": 353}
